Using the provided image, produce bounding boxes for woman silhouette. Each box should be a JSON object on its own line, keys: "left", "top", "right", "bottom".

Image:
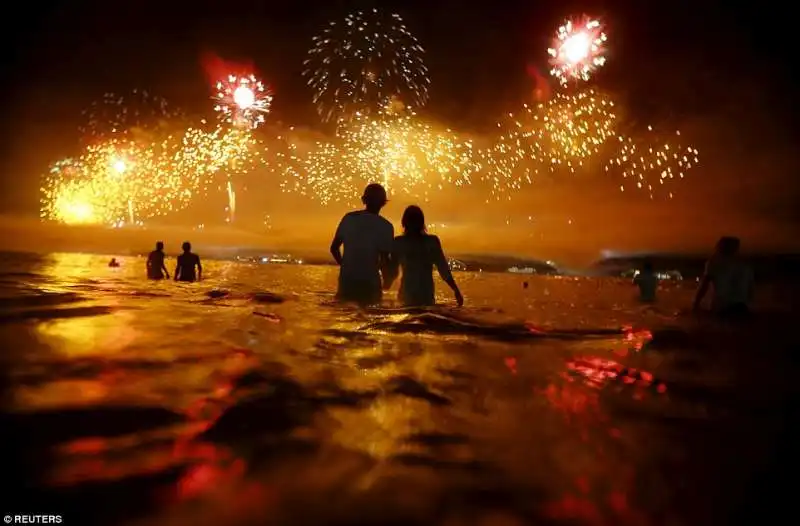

{"left": 384, "top": 205, "right": 463, "bottom": 307}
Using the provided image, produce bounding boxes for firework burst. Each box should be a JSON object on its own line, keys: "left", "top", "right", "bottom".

{"left": 605, "top": 127, "right": 699, "bottom": 199}
{"left": 303, "top": 8, "right": 430, "bottom": 123}
{"left": 476, "top": 89, "right": 618, "bottom": 199}
{"left": 41, "top": 125, "right": 260, "bottom": 226}
{"left": 78, "top": 89, "right": 184, "bottom": 143}
{"left": 281, "top": 102, "right": 475, "bottom": 204}
{"left": 547, "top": 17, "right": 607, "bottom": 86}
{"left": 214, "top": 74, "right": 272, "bottom": 129}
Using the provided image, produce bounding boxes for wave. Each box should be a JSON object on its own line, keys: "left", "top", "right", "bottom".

{"left": 359, "top": 311, "right": 629, "bottom": 341}
{"left": 204, "top": 289, "right": 290, "bottom": 304}
{"left": 0, "top": 292, "right": 86, "bottom": 309}
{"left": 0, "top": 271, "right": 43, "bottom": 279}
{"left": 0, "top": 305, "right": 119, "bottom": 324}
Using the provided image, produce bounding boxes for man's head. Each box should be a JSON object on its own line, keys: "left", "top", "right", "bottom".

{"left": 361, "top": 183, "right": 388, "bottom": 213}
{"left": 715, "top": 236, "right": 741, "bottom": 257}
{"left": 182, "top": 241, "right": 191, "bottom": 253}
{"left": 156, "top": 241, "right": 164, "bottom": 251}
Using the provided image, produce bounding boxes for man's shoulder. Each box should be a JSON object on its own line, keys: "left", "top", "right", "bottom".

{"left": 338, "top": 210, "right": 360, "bottom": 224}
{"left": 377, "top": 214, "right": 393, "bottom": 229}
{"left": 344, "top": 210, "right": 393, "bottom": 228}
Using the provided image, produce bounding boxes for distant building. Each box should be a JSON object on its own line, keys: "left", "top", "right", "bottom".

{"left": 235, "top": 254, "right": 304, "bottom": 265}
{"left": 626, "top": 269, "right": 684, "bottom": 281}
{"left": 448, "top": 258, "right": 467, "bottom": 271}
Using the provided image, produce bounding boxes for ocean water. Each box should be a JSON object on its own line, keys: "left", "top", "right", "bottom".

{"left": 1, "top": 252, "right": 797, "bottom": 526}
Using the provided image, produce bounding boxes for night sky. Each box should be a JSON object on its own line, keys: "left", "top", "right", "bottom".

{"left": 0, "top": 0, "right": 797, "bottom": 260}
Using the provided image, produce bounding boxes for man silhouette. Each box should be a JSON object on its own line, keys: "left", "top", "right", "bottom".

{"left": 174, "top": 242, "right": 202, "bottom": 282}
{"left": 146, "top": 241, "right": 169, "bottom": 279}
{"left": 693, "top": 236, "right": 754, "bottom": 318}
{"left": 330, "top": 183, "right": 394, "bottom": 305}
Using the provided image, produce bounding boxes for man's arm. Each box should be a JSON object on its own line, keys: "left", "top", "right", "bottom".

{"left": 330, "top": 217, "right": 346, "bottom": 265}
{"left": 378, "top": 224, "right": 395, "bottom": 288}
{"left": 174, "top": 258, "right": 181, "bottom": 281}
{"left": 381, "top": 248, "right": 398, "bottom": 289}
{"left": 196, "top": 257, "right": 202, "bottom": 281}
{"left": 161, "top": 260, "right": 170, "bottom": 278}
{"left": 330, "top": 237, "right": 343, "bottom": 266}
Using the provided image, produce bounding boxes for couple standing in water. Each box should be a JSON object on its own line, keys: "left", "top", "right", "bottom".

{"left": 146, "top": 241, "right": 202, "bottom": 282}
{"left": 330, "top": 183, "right": 463, "bottom": 307}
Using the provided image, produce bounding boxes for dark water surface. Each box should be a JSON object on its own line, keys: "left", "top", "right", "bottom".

{"left": 1, "top": 252, "right": 798, "bottom": 525}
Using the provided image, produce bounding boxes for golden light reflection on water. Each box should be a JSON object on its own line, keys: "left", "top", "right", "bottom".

{"left": 329, "top": 398, "right": 416, "bottom": 460}
{"left": 39, "top": 252, "right": 103, "bottom": 286}
{"left": 4, "top": 255, "right": 792, "bottom": 525}
{"left": 16, "top": 379, "right": 110, "bottom": 410}
{"left": 35, "top": 310, "right": 139, "bottom": 357}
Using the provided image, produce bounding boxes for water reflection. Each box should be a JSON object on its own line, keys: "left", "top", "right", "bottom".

{"left": 2, "top": 253, "right": 792, "bottom": 525}
{"left": 36, "top": 309, "right": 138, "bottom": 357}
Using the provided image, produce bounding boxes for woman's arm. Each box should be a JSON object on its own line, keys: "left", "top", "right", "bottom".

{"left": 432, "top": 236, "right": 463, "bottom": 305}
{"left": 693, "top": 261, "right": 712, "bottom": 310}
{"left": 382, "top": 238, "right": 401, "bottom": 290}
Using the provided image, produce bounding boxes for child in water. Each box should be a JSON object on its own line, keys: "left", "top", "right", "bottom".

{"left": 634, "top": 260, "right": 658, "bottom": 303}
{"left": 384, "top": 205, "right": 463, "bottom": 307}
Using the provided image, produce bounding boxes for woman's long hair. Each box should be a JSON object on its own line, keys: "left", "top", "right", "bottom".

{"left": 401, "top": 205, "right": 426, "bottom": 236}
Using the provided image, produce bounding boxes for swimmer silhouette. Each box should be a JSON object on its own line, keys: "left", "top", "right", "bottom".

{"left": 634, "top": 259, "right": 658, "bottom": 303}
{"left": 108, "top": 257, "right": 120, "bottom": 268}
{"left": 174, "top": 241, "right": 202, "bottom": 282}
{"left": 330, "top": 183, "right": 394, "bottom": 305}
{"left": 384, "top": 205, "right": 463, "bottom": 307}
{"left": 146, "top": 241, "right": 169, "bottom": 280}
{"left": 693, "top": 236, "right": 753, "bottom": 318}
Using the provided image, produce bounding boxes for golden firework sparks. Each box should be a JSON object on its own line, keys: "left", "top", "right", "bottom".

{"left": 78, "top": 89, "right": 184, "bottom": 143}
{"left": 281, "top": 102, "right": 476, "bottom": 204}
{"left": 41, "top": 125, "right": 260, "bottom": 226}
{"left": 476, "top": 89, "right": 618, "bottom": 200}
{"left": 605, "top": 127, "right": 699, "bottom": 199}
{"left": 304, "top": 9, "right": 430, "bottom": 123}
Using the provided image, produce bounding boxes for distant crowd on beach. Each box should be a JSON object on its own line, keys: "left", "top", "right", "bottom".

{"left": 119, "top": 182, "right": 755, "bottom": 319}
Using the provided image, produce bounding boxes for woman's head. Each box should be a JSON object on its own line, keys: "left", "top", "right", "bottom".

{"left": 401, "top": 205, "right": 426, "bottom": 236}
